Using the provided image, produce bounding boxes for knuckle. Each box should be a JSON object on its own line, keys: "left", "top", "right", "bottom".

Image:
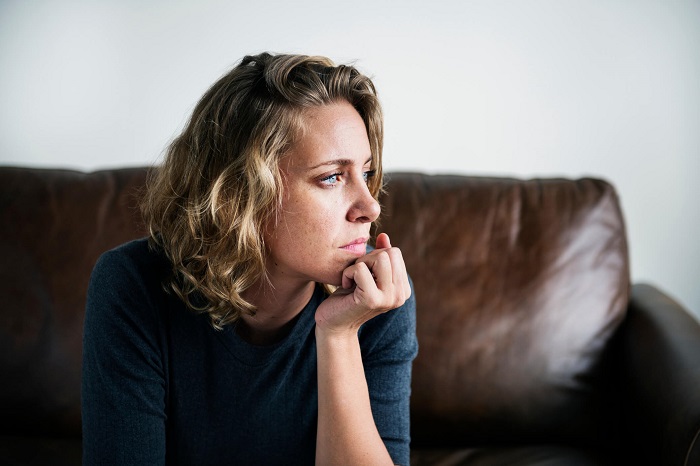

{"left": 379, "top": 252, "right": 392, "bottom": 268}
{"left": 365, "top": 294, "right": 382, "bottom": 309}
{"left": 387, "top": 248, "right": 404, "bottom": 267}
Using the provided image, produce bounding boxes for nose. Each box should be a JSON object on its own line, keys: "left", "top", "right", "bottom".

{"left": 347, "top": 180, "right": 380, "bottom": 224}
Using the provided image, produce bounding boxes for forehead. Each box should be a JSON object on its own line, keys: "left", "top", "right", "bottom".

{"left": 283, "top": 101, "right": 371, "bottom": 171}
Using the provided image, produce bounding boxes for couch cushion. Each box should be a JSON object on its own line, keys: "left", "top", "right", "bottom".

{"left": 410, "top": 445, "right": 608, "bottom": 465}
{"left": 0, "top": 435, "right": 82, "bottom": 466}
{"left": 378, "top": 173, "right": 629, "bottom": 448}
{"left": 0, "top": 167, "right": 149, "bottom": 437}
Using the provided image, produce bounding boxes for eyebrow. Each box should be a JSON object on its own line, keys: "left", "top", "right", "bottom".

{"left": 308, "top": 156, "right": 373, "bottom": 170}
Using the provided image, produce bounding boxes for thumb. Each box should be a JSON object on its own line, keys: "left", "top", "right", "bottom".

{"left": 375, "top": 232, "right": 391, "bottom": 249}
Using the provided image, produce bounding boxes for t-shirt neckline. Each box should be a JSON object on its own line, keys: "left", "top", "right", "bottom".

{"left": 215, "top": 283, "right": 325, "bottom": 367}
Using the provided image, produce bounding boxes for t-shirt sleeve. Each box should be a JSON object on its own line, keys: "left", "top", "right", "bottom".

{"left": 81, "top": 247, "right": 167, "bottom": 465}
{"left": 359, "top": 277, "right": 418, "bottom": 466}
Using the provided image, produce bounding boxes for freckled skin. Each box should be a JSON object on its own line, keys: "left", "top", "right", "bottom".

{"left": 265, "top": 101, "right": 380, "bottom": 288}
{"left": 251, "top": 101, "right": 408, "bottom": 465}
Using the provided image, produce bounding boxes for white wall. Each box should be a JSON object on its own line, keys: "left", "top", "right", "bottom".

{"left": 1, "top": 0, "right": 698, "bottom": 318}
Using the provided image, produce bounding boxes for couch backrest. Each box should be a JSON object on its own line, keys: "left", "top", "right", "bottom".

{"left": 0, "top": 167, "right": 148, "bottom": 437}
{"left": 0, "top": 167, "right": 629, "bottom": 446}
{"left": 378, "top": 173, "right": 629, "bottom": 448}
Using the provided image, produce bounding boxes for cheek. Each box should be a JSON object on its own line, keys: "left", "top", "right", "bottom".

{"left": 286, "top": 191, "right": 342, "bottom": 237}
{"left": 294, "top": 206, "right": 337, "bottom": 244}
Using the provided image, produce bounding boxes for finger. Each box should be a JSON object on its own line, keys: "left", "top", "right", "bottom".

{"left": 386, "top": 248, "right": 405, "bottom": 283}
{"left": 361, "top": 246, "right": 410, "bottom": 299}
{"left": 386, "top": 247, "right": 411, "bottom": 300}
{"left": 352, "top": 261, "right": 386, "bottom": 308}
{"left": 369, "top": 250, "right": 393, "bottom": 291}
{"left": 354, "top": 249, "right": 392, "bottom": 283}
{"left": 353, "top": 248, "right": 382, "bottom": 272}
{"left": 351, "top": 262, "right": 379, "bottom": 296}
{"left": 342, "top": 259, "right": 384, "bottom": 290}
{"left": 342, "top": 263, "right": 359, "bottom": 289}
{"left": 375, "top": 232, "right": 391, "bottom": 250}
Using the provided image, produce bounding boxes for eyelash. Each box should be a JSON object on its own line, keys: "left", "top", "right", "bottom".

{"left": 320, "top": 170, "right": 376, "bottom": 187}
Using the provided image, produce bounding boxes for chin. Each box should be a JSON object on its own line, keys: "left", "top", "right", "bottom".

{"left": 310, "top": 260, "right": 355, "bottom": 288}
{"left": 315, "top": 268, "right": 344, "bottom": 288}
{"left": 324, "top": 273, "right": 344, "bottom": 288}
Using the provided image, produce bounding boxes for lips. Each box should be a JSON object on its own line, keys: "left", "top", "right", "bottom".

{"left": 340, "top": 237, "right": 369, "bottom": 255}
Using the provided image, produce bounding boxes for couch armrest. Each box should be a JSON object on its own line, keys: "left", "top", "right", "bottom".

{"left": 619, "top": 283, "right": 700, "bottom": 465}
{"left": 0, "top": 435, "right": 81, "bottom": 466}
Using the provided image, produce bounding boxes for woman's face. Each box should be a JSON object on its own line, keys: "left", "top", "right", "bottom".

{"left": 265, "top": 100, "right": 380, "bottom": 287}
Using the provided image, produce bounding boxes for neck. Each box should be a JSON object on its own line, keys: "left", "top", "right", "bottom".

{"left": 238, "top": 278, "right": 316, "bottom": 346}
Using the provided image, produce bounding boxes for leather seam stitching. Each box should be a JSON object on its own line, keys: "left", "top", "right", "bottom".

{"left": 685, "top": 425, "right": 700, "bottom": 466}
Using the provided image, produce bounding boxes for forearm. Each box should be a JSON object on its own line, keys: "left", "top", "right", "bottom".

{"left": 315, "top": 327, "right": 394, "bottom": 466}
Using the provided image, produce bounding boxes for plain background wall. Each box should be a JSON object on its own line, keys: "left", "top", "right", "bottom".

{"left": 1, "top": 0, "right": 698, "bottom": 318}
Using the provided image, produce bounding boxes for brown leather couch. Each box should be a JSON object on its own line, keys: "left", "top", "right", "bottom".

{"left": 1, "top": 166, "right": 699, "bottom": 465}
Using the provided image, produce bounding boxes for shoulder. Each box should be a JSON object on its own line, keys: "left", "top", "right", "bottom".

{"left": 87, "top": 238, "right": 172, "bottom": 331}
{"left": 91, "top": 238, "right": 168, "bottom": 293}
{"left": 93, "top": 237, "right": 165, "bottom": 275}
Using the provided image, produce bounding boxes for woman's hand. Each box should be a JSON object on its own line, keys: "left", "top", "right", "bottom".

{"left": 314, "top": 232, "right": 409, "bottom": 465}
{"left": 315, "top": 233, "right": 411, "bottom": 334}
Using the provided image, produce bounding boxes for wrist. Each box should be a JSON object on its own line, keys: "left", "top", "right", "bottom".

{"left": 315, "top": 324, "right": 360, "bottom": 348}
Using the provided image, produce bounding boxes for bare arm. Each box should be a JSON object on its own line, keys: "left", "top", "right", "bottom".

{"left": 315, "top": 233, "right": 410, "bottom": 466}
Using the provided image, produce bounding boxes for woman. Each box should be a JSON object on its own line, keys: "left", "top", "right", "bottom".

{"left": 82, "top": 52, "right": 417, "bottom": 465}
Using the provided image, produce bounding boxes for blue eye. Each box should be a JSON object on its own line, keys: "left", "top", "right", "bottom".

{"left": 319, "top": 169, "right": 375, "bottom": 187}
{"left": 320, "top": 173, "right": 341, "bottom": 186}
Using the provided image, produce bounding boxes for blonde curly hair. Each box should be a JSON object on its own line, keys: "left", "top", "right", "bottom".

{"left": 141, "top": 52, "right": 384, "bottom": 329}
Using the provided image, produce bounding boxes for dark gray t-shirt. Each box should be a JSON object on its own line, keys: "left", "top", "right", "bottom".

{"left": 82, "top": 238, "right": 417, "bottom": 465}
